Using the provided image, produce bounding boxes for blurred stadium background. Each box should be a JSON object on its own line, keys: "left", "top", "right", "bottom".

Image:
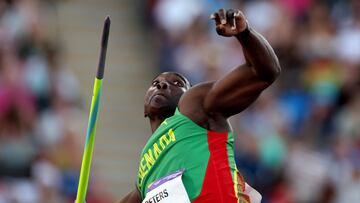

{"left": 0, "top": 0, "right": 359, "bottom": 203}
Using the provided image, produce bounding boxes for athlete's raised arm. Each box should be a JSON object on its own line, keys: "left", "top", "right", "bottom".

{"left": 179, "top": 9, "right": 280, "bottom": 123}
{"left": 205, "top": 8, "right": 281, "bottom": 116}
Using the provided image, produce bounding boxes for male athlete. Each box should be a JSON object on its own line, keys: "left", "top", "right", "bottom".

{"left": 119, "top": 8, "right": 280, "bottom": 203}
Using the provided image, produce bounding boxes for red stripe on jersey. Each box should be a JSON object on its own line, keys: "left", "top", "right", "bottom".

{"left": 192, "top": 131, "right": 238, "bottom": 203}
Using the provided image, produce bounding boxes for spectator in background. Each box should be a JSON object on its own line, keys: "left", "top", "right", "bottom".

{"left": 0, "top": 1, "right": 113, "bottom": 202}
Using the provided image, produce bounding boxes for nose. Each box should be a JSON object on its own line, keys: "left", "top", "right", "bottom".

{"left": 156, "top": 81, "right": 168, "bottom": 89}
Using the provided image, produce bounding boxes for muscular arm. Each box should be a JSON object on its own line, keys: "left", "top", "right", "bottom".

{"left": 180, "top": 9, "right": 280, "bottom": 122}
{"left": 203, "top": 25, "right": 281, "bottom": 117}
{"left": 118, "top": 189, "right": 141, "bottom": 203}
{"left": 237, "top": 26, "right": 280, "bottom": 82}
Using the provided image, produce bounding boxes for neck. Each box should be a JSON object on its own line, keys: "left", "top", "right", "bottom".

{"left": 149, "top": 116, "right": 165, "bottom": 133}
{"left": 146, "top": 108, "right": 176, "bottom": 132}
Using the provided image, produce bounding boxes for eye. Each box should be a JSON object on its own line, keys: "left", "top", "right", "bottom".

{"left": 152, "top": 81, "right": 159, "bottom": 87}
{"left": 173, "top": 80, "right": 184, "bottom": 87}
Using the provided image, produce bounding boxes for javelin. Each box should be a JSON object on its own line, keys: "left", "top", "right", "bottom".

{"left": 75, "top": 16, "right": 110, "bottom": 203}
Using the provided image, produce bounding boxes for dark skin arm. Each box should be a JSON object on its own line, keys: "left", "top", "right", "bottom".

{"left": 179, "top": 9, "right": 281, "bottom": 131}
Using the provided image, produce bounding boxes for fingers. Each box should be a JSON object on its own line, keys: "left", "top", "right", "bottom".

{"left": 210, "top": 9, "right": 247, "bottom": 35}
{"left": 210, "top": 9, "right": 236, "bottom": 27}
{"left": 218, "top": 8, "right": 227, "bottom": 25}
{"left": 210, "top": 12, "right": 221, "bottom": 26}
{"left": 234, "top": 10, "right": 247, "bottom": 31}
{"left": 211, "top": 9, "right": 226, "bottom": 35}
{"left": 226, "top": 9, "right": 236, "bottom": 30}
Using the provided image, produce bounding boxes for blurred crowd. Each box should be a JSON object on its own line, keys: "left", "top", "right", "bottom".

{"left": 0, "top": 1, "right": 112, "bottom": 202}
{"left": 143, "top": 0, "right": 360, "bottom": 202}
{"left": 1, "top": 0, "right": 360, "bottom": 202}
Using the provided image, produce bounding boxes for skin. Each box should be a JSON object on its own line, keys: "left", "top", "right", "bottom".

{"left": 119, "top": 8, "right": 281, "bottom": 203}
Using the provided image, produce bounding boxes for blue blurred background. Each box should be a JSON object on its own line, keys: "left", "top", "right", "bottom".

{"left": 0, "top": 0, "right": 359, "bottom": 203}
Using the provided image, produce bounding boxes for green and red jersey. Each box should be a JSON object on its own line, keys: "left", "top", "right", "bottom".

{"left": 137, "top": 108, "right": 250, "bottom": 203}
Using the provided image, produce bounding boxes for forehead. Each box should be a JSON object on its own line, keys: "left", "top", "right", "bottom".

{"left": 152, "top": 72, "right": 183, "bottom": 81}
{"left": 154, "top": 72, "right": 182, "bottom": 80}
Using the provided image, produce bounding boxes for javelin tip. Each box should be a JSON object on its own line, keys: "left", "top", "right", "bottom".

{"left": 105, "top": 16, "right": 111, "bottom": 26}
{"left": 97, "top": 15, "right": 111, "bottom": 79}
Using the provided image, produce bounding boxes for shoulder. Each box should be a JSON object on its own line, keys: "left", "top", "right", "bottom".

{"left": 177, "top": 81, "right": 230, "bottom": 131}
{"left": 181, "top": 81, "right": 214, "bottom": 104}
{"left": 177, "top": 82, "right": 213, "bottom": 128}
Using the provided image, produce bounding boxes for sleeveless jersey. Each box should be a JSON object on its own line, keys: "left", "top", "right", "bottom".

{"left": 136, "top": 108, "right": 250, "bottom": 203}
